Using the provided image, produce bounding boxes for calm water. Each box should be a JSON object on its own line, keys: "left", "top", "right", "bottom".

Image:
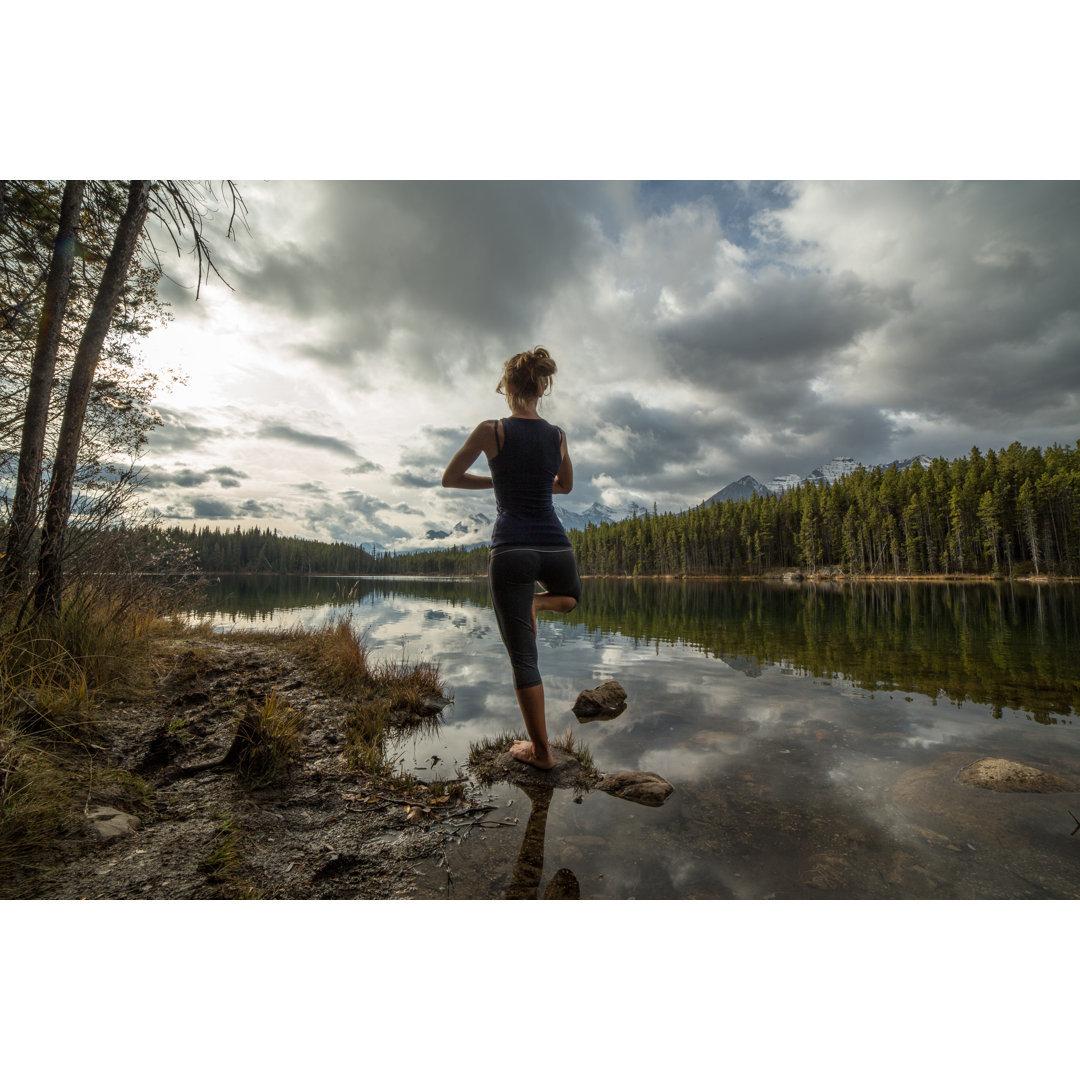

{"left": 192, "top": 575, "right": 1080, "bottom": 899}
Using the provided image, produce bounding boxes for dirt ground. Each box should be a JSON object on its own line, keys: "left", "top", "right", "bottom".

{"left": 21, "top": 636, "right": 500, "bottom": 900}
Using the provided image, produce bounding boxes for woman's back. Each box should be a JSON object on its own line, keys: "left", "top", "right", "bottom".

{"left": 490, "top": 417, "right": 568, "bottom": 549}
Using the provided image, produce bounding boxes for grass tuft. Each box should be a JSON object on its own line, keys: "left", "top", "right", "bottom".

{"left": 200, "top": 814, "right": 264, "bottom": 898}
{"left": 227, "top": 691, "right": 304, "bottom": 788}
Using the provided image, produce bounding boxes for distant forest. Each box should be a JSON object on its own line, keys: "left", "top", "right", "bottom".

{"left": 154, "top": 525, "right": 377, "bottom": 576}
{"left": 145, "top": 441, "right": 1079, "bottom": 579}
{"left": 373, "top": 441, "right": 1080, "bottom": 578}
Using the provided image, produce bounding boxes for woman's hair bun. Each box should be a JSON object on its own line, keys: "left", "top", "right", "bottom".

{"left": 498, "top": 347, "right": 557, "bottom": 410}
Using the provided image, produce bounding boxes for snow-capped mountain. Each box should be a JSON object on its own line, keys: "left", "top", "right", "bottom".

{"left": 391, "top": 501, "right": 650, "bottom": 554}
{"left": 421, "top": 512, "right": 492, "bottom": 545}
{"left": 804, "top": 456, "right": 859, "bottom": 485}
{"left": 764, "top": 473, "right": 803, "bottom": 494}
{"left": 706, "top": 454, "right": 932, "bottom": 504}
{"left": 554, "top": 501, "right": 647, "bottom": 531}
{"left": 889, "top": 454, "right": 933, "bottom": 472}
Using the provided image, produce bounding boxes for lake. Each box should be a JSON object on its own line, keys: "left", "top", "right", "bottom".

{"left": 191, "top": 574, "right": 1080, "bottom": 899}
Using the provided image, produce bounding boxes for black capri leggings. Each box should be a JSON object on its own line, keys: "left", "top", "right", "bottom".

{"left": 488, "top": 546, "right": 581, "bottom": 690}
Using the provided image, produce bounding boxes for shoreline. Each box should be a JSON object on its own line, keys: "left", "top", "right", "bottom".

{"left": 197, "top": 569, "right": 1080, "bottom": 584}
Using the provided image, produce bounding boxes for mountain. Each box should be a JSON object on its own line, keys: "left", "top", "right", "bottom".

{"left": 763, "top": 473, "right": 803, "bottom": 494}
{"left": 422, "top": 512, "right": 492, "bottom": 545}
{"left": 706, "top": 454, "right": 931, "bottom": 505}
{"left": 804, "top": 455, "right": 859, "bottom": 485}
{"left": 707, "top": 475, "right": 770, "bottom": 503}
{"left": 888, "top": 454, "right": 933, "bottom": 471}
{"left": 554, "top": 500, "right": 647, "bottom": 531}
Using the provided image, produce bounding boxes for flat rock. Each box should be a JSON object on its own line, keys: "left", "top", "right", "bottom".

{"left": 87, "top": 805, "right": 141, "bottom": 840}
{"left": 488, "top": 747, "right": 585, "bottom": 789}
{"left": 956, "top": 758, "right": 1077, "bottom": 793}
{"left": 596, "top": 770, "right": 674, "bottom": 806}
{"left": 572, "top": 680, "right": 627, "bottom": 718}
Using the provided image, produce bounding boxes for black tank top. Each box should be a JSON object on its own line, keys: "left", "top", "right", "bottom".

{"left": 489, "top": 417, "right": 571, "bottom": 550}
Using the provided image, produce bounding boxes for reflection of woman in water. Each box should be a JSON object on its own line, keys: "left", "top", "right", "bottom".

{"left": 442, "top": 347, "right": 581, "bottom": 770}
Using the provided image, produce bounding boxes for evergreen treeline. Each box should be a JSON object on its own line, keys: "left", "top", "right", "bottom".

{"left": 376, "top": 442, "right": 1080, "bottom": 578}
{"left": 155, "top": 525, "right": 377, "bottom": 575}
{"left": 373, "top": 545, "right": 489, "bottom": 576}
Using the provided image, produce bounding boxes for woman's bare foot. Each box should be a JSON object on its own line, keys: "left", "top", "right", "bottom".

{"left": 509, "top": 739, "right": 555, "bottom": 770}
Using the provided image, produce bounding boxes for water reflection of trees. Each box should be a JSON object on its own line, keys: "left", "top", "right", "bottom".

{"left": 194, "top": 574, "right": 492, "bottom": 621}
{"left": 563, "top": 579, "right": 1080, "bottom": 724}
{"left": 196, "top": 575, "right": 1080, "bottom": 724}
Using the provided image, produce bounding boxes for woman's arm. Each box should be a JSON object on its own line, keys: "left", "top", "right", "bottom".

{"left": 442, "top": 421, "right": 497, "bottom": 489}
{"left": 553, "top": 428, "right": 574, "bottom": 494}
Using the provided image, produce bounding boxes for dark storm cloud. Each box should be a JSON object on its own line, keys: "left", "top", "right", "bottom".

{"left": 148, "top": 407, "right": 226, "bottom": 453}
{"left": 235, "top": 182, "right": 616, "bottom": 378}
{"left": 580, "top": 393, "right": 749, "bottom": 482}
{"left": 257, "top": 422, "right": 360, "bottom": 458}
{"left": 770, "top": 181, "right": 1080, "bottom": 441}
{"left": 340, "top": 490, "right": 391, "bottom": 514}
{"left": 159, "top": 496, "right": 285, "bottom": 522}
{"left": 659, "top": 270, "right": 903, "bottom": 382}
{"left": 392, "top": 470, "right": 439, "bottom": 488}
{"left": 572, "top": 390, "right": 909, "bottom": 503}
{"left": 139, "top": 464, "right": 250, "bottom": 490}
{"left": 139, "top": 467, "right": 210, "bottom": 489}
{"left": 189, "top": 498, "right": 237, "bottom": 519}
{"left": 208, "top": 466, "right": 247, "bottom": 488}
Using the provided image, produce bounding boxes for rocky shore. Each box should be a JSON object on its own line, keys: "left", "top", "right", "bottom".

{"left": 17, "top": 638, "right": 671, "bottom": 900}
{"left": 17, "top": 634, "right": 488, "bottom": 899}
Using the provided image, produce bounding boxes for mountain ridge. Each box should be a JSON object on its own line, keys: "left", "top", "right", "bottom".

{"left": 706, "top": 454, "right": 933, "bottom": 505}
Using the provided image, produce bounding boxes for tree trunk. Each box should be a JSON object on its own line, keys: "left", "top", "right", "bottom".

{"left": 34, "top": 181, "right": 151, "bottom": 615}
{"left": 3, "top": 180, "right": 86, "bottom": 591}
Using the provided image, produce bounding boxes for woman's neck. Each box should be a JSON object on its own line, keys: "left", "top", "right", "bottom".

{"left": 510, "top": 402, "right": 542, "bottom": 419}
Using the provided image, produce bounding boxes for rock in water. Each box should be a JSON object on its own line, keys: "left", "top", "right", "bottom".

{"left": 956, "top": 758, "right": 1077, "bottom": 793}
{"left": 572, "top": 680, "right": 627, "bottom": 718}
{"left": 596, "top": 770, "right": 674, "bottom": 806}
{"left": 477, "top": 747, "right": 587, "bottom": 790}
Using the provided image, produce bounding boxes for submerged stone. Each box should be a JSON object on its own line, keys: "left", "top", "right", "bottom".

{"left": 572, "top": 680, "right": 628, "bottom": 718}
{"left": 956, "top": 758, "right": 1077, "bottom": 793}
{"left": 596, "top": 770, "right": 674, "bottom": 806}
{"left": 543, "top": 868, "right": 581, "bottom": 899}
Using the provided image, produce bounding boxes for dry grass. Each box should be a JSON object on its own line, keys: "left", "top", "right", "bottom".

{"left": 0, "top": 593, "right": 167, "bottom": 891}
{"left": 200, "top": 814, "right": 264, "bottom": 899}
{"left": 228, "top": 691, "right": 304, "bottom": 788}
{"left": 267, "top": 617, "right": 449, "bottom": 776}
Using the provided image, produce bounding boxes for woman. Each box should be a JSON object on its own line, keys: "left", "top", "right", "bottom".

{"left": 442, "top": 347, "right": 581, "bottom": 770}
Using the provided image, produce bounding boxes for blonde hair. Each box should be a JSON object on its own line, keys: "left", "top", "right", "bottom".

{"left": 497, "top": 347, "right": 557, "bottom": 413}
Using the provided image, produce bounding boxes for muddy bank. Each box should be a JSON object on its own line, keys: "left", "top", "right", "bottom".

{"left": 19, "top": 635, "right": 495, "bottom": 900}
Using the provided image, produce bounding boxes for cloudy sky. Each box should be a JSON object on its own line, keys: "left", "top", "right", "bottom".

{"left": 133, "top": 180, "right": 1079, "bottom": 547}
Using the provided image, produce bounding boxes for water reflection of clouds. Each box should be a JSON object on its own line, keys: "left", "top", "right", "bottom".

{"left": 202, "top": 581, "right": 1080, "bottom": 898}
